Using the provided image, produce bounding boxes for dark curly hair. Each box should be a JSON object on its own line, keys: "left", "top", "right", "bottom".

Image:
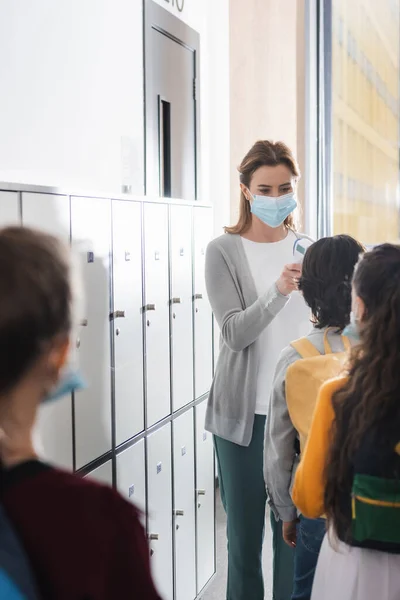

{"left": 325, "top": 244, "right": 400, "bottom": 541}
{"left": 299, "top": 235, "right": 365, "bottom": 331}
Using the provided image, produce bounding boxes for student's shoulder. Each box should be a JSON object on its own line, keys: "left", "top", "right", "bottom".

{"left": 318, "top": 376, "right": 348, "bottom": 409}
{"left": 277, "top": 344, "right": 302, "bottom": 370}
{"left": 43, "top": 468, "right": 140, "bottom": 518}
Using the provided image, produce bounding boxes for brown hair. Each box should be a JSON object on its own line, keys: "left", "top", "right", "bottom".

{"left": 0, "top": 227, "right": 72, "bottom": 395}
{"left": 324, "top": 244, "right": 400, "bottom": 541}
{"left": 225, "top": 140, "right": 300, "bottom": 235}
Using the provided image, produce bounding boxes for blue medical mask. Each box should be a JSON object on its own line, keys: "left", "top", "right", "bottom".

{"left": 43, "top": 368, "right": 85, "bottom": 403}
{"left": 342, "top": 311, "right": 360, "bottom": 343}
{"left": 249, "top": 191, "right": 297, "bottom": 228}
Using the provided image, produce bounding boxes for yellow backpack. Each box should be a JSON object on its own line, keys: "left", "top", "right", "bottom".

{"left": 286, "top": 330, "right": 350, "bottom": 453}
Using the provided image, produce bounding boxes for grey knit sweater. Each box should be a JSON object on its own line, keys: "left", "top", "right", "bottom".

{"left": 204, "top": 231, "right": 312, "bottom": 446}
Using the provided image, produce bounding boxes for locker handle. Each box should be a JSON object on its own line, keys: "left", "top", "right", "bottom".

{"left": 197, "top": 489, "right": 206, "bottom": 496}
{"left": 143, "top": 304, "right": 156, "bottom": 312}
{"left": 110, "top": 310, "right": 125, "bottom": 320}
{"left": 171, "top": 297, "right": 181, "bottom": 305}
{"left": 194, "top": 293, "right": 203, "bottom": 300}
{"left": 148, "top": 533, "right": 159, "bottom": 541}
{"left": 80, "top": 319, "right": 88, "bottom": 327}
{"left": 174, "top": 509, "right": 185, "bottom": 517}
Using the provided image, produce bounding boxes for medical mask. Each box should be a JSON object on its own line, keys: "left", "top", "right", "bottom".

{"left": 43, "top": 368, "right": 85, "bottom": 403}
{"left": 249, "top": 191, "right": 297, "bottom": 228}
{"left": 342, "top": 311, "right": 360, "bottom": 343}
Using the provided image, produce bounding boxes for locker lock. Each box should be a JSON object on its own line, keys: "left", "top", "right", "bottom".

{"left": 197, "top": 489, "right": 206, "bottom": 496}
{"left": 148, "top": 533, "right": 159, "bottom": 541}
{"left": 143, "top": 304, "right": 156, "bottom": 312}
{"left": 110, "top": 310, "right": 125, "bottom": 320}
{"left": 80, "top": 318, "right": 88, "bottom": 327}
{"left": 171, "top": 297, "right": 181, "bottom": 305}
{"left": 194, "top": 293, "right": 203, "bottom": 300}
{"left": 174, "top": 509, "right": 185, "bottom": 517}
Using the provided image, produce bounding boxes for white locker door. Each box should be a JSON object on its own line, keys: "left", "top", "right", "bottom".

{"left": 22, "top": 192, "right": 73, "bottom": 471}
{"left": 170, "top": 206, "right": 194, "bottom": 412}
{"left": 173, "top": 410, "right": 196, "bottom": 600}
{"left": 143, "top": 203, "right": 170, "bottom": 427}
{"left": 147, "top": 423, "right": 173, "bottom": 600}
{"left": 193, "top": 208, "right": 213, "bottom": 399}
{"left": 195, "top": 400, "right": 215, "bottom": 594}
{"left": 71, "top": 196, "right": 112, "bottom": 469}
{"left": 0, "top": 191, "right": 20, "bottom": 224}
{"left": 112, "top": 200, "right": 144, "bottom": 445}
{"left": 84, "top": 460, "right": 113, "bottom": 486}
{"left": 116, "top": 439, "right": 146, "bottom": 515}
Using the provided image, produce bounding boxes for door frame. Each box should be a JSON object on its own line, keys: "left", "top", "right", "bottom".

{"left": 144, "top": 0, "right": 201, "bottom": 200}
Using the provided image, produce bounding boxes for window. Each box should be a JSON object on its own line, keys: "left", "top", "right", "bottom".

{"left": 331, "top": 0, "right": 400, "bottom": 244}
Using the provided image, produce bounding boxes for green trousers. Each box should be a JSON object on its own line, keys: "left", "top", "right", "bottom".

{"left": 214, "top": 415, "right": 294, "bottom": 600}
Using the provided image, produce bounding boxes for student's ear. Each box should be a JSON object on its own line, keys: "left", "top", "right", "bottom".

{"left": 47, "top": 337, "right": 70, "bottom": 376}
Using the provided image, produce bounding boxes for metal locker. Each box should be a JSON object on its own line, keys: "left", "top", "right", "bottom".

{"left": 143, "top": 203, "right": 170, "bottom": 427}
{"left": 84, "top": 460, "right": 113, "bottom": 486}
{"left": 71, "top": 196, "right": 112, "bottom": 469}
{"left": 22, "top": 192, "right": 73, "bottom": 471}
{"left": 116, "top": 439, "right": 146, "bottom": 515}
{"left": 173, "top": 409, "right": 196, "bottom": 600}
{"left": 193, "top": 208, "right": 213, "bottom": 399}
{"left": 0, "top": 191, "right": 20, "bottom": 225}
{"left": 147, "top": 423, "right": 173, "bottom": 600}
{"left": 112, "top": 200, "right": 144, "bottom": 445}
{"left": 195, "top": 400, "right": 215, "bottom": 594}
{"left": 170, "top": 205, "right": 194, "bottom": 412}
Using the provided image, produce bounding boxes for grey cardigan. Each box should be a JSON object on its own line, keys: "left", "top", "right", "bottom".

{"left": 204, "top": 231, "right": 311, "bottom": 446}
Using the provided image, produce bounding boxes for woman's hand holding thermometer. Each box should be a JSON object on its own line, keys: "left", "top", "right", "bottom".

{"left": 276, "top": 263, "right": 302, "bottom": 296}
{"left": 276, "top": 239, "right": 313, "bottom": 296}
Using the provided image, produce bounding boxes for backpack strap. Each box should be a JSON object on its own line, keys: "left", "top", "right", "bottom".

{"left": 290, "top": 338, "right": 321, "bottom": 358}
{"left": 323, "top": 328, "right": 351, "bottom": 353}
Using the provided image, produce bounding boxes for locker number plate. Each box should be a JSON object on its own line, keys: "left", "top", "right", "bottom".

{"left": 156, "top": 462, "right": 162, "bottom": 474}
{"left": 179, "top": 248, "right": 185, "bottom": 257}
{"left": 181, "top": 446, "right": 186, "bottom": 457}
{"left": 155, "top": 251, "right": 160, "bottom": 261}
{"left": 125, "top": 251, "right": 131, "bottom": 262}
{"left": 203, "top": 432, "right": 207, "bottom": 441}
{"left": 128, "top": 484, "right": 135, "bottom": 498}
{"left": 87, "top": 251, "right": 95, "bottom": 263}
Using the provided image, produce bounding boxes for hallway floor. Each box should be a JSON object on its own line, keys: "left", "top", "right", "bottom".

{"left": 200, "top": 490, "right": 274, "bottom": 600}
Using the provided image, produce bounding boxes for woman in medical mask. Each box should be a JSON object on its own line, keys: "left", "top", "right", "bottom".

{"left": 205, "top": 140, "right": 312, "bottom": 600}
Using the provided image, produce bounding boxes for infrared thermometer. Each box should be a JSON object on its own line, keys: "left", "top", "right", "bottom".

{"left": 293, "top": 238, "right": 313, "bottom": 263}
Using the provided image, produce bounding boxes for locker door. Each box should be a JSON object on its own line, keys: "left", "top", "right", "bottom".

{"left": 143, "top": 203, "right": 170, "bottom": 427}
{"left": 147, "top": 423, "right": 173, "bottom": 600}
{"left": 22, "top": 192, "right": 73, "bottom": 470}
{"left": 112, "top": 200, "right": 144, "bottom": 445}
{"left": 116, "top": 439, "right": 146, "bottom": 515}
{"left": 84, "top": 460, "right": 113, "bottom": 486}
{"left": 193, "top": 208, "right": 213, "bottom": 399}
{"left": 71, "top": 196, "right": 112, "bottom": 469}
{"left": 146, "top": 11, "right": 197, "bottom": 200}
{"left": 0, "top": 191, "right": 20, "bottom": 224}
{"left": 173, "top": 410, "right": 196, "bottom": 600}
{"left": 170, "top": 205, "right": 193, "bottom": 412}
{"left": 195, "top": 400, "right": 215, "bottom": 593}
